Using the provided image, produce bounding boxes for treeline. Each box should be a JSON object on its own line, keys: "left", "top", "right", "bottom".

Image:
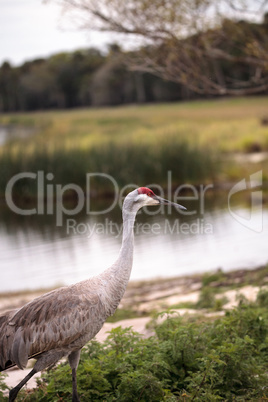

{"left": 0, "top": 45, "right": 185, "bottom": 112}
{"left": 1, "top": 15, "right": 268, "bottom": 112}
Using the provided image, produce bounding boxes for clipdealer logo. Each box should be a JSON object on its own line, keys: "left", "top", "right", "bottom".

{"left": 66, "top": 217, "right": 213, "bottom": 237}
{"left": 228, "top": 170, "right": 263, "bottom": 233}
{"left": 4, "top": 171, "right": 213, "bottom": 228}
{"left": 5, "top": 172, "right": 118, "bottom": 226}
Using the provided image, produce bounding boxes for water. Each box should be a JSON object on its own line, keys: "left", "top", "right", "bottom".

{"left": 0, "top": 193, "right": 267, "bottom": 293}
{"left": 0, "top": 125, "right": 35, "bottom": 146}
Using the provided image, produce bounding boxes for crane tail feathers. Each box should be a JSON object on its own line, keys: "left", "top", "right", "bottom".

{"left": 11, "top": 327, "right": 29, "bottom": 370}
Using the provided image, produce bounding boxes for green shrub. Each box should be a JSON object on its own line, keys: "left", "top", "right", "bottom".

{"left": 195, "top": 287, "right": 217, "bottom": 309}
{"left": 15, "top": 301, "right": 268, "bottom": 402}
{"left": 256, "top": 288, "right": 268, "bottom": 308}
{"left": 0, "top": 373, "right": 8, "bottom": 401}
{"left": 201, "top": 271, "right": 224, "bottom": 287}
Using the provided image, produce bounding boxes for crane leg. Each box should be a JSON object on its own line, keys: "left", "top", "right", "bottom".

{"left": 8, "top": 350, "right": 68, "bottom": 401}
{"left": 68, "top": 349, "right": 81, "bottom": 402}
{"left": 9, "top": 368, "right": 37, "bottom": 402}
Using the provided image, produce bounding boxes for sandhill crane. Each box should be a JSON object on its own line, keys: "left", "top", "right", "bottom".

{"left": 0, "top": 187, "right": 186, "bottom": 401}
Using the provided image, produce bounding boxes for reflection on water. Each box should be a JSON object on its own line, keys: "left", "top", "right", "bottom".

{"left": 0, "top": 195, "right": 267, "bottom": 293}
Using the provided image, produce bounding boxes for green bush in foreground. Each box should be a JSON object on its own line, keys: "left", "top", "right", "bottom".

{"left": 0, "top": 374, "right": 8, "bottom": 402}
{"left": 4, "top": 296, "right": 268, "bottom": 401}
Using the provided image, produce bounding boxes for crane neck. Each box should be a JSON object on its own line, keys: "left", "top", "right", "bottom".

{"left": 98, "top": 205, "right": 139, "bottom": 317}
{"left": 122, "top": 209, "right": 136, "bottom": 241}
{"left": 117, "top": 209, "right": 136, "bottom": 271}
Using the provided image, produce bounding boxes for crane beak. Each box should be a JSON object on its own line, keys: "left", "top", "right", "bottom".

{"left": 152, "top": 196, "right": 187, "bottom": 210}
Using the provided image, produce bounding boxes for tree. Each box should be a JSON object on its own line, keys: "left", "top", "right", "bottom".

{"left": 0, "top": 62, "right": 19, "bottom": 111}
{"left": 51, "top": 0, "right": 268, "bottom": 95}
{"left": 90, "top": 47, "right": 135, "bottom": 105}
{"left": 19, "top": 59, "right": 58, "bottom": 110}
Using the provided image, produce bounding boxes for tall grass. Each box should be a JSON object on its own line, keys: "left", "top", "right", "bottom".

{"left": 0, "top": 138, "right": 216, "bottom": 198}
{"left": 1, "top": 97, "right": 268, "bottom": 197}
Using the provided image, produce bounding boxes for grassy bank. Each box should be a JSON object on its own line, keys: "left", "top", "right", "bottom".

{"left": 1, "top": 97, "right": 268, "bottom": 197}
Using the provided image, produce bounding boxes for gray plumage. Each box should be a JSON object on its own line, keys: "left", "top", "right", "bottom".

{"left": 0, "top": 187, "right": 186, "bottom": 401}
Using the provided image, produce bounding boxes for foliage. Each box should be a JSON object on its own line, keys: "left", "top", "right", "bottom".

{"left": 0, "top": 47, "right": 182, "bottom": 113}
{"left": 201, "top": 271, "right": 224, "bottom": 287}
{"left": 55, "top": 0, "right": 268, "bottom": 96}
{"left": 0, "top": 374, "right": 8, "bottom": 401}
{"left": 195, "top": 287, "right": 219, "bottom": 310}
{"left": 1, "top": 4, "right": 268, "bottom": 113}
{"left": 195, "top": 272, "right": 229, "bottom": 311}
{"left": 256, "top": 288, "right": 268, "bottom": 308}
{"left": 12, "top": 294, "right": 268, "bottom": 401}
{"left": 106, "top": 308, "right": 146, "bottom": 323}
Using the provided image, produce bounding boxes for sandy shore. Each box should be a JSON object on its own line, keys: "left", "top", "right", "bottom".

{"left": 1, "top": 266, "right": 267, "bottom": 392}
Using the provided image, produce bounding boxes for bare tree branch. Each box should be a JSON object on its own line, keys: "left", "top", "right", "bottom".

{"left": 50, "top": 0, "right": 268, "bottom": 95}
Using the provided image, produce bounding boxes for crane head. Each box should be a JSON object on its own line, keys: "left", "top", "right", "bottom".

{"left": 135, "top": 187, "right": 187, "bottom": 210}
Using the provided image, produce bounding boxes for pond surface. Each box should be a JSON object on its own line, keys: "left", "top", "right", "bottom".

{"left": 0, "top": 125, "right": 35, "bottom": 146}
{"left": 0, "top": 191, "right": 267, "bottom": 293}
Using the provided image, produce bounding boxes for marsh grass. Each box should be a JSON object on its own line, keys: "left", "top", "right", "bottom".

{"left": 0, "top": 140, "right": 217, "bottom": 199}
{"left": 1, "top": 97, "right": 268, "bottom": 197}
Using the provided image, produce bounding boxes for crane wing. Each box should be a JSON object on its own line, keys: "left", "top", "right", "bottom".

{"left": 0, "top": 284, "right": 104, "bottom": 371}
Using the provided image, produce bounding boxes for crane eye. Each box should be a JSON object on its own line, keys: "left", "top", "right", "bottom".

{"left": 147, "top": 192, "right": 151, "bottom": 197}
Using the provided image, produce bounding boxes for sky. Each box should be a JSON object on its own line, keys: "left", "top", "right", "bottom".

{"left": 0, "top": 0, "right": 110, "bottom": 66}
